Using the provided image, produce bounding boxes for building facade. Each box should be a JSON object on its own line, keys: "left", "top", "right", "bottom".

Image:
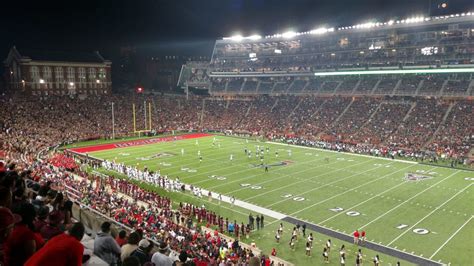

{"left": 4, "top": 46, "right": 112, "bottom": 96}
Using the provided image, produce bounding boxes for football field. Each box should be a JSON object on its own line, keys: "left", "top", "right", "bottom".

{"left": 69, "top": 134, "right": 474, "bottom": 265}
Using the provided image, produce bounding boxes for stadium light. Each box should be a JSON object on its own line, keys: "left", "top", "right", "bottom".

{"left": 282, "top": 31, "right": 297, "bottom": 39}
{"left": 69, "top": 82, "right": 74, "bottom": 86}
{"left": 248, "top": 35, "right": 262, "bottom": 40}
{"left": 39, "top": 79, "right": 45, "bottom": 84}
{"left": 314, "top": 68, "right": 474, "bottom": 77}
{"left": 96, "top": 79, "right": 101, "bottom": 83}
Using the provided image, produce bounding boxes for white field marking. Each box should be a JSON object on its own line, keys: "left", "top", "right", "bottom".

{"left": 288, "top": 163, "right": 416, "bottom": 217}
{"left": 360, "top": 170, "right": 460, "bottom": 229}
{"left": 387, "top": 183, "right": 473, "bottom": 246}
{"left": 243, "top": 158, "right": 380, "bottom": 202}
{"left": 429, "top": 215, "right": 474, "bottom": 259}
{"left": 193, "top": 151, "right": 337, "bottom": 186}
{"left": 318, "top": 180, "right": 410, "bottom": 224}
{"left": 205, "top": 153, "right": 345, "bottom": 191}
{"left": 262, "top": 159, "right": 389, "bottom": 206}
{"left": 269, "top": 141, "right": 418, "bottom": 164}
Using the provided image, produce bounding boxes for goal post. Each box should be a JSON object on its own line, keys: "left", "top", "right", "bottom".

{"left": 132, "top": 101, "right": 153, "bottom": 136}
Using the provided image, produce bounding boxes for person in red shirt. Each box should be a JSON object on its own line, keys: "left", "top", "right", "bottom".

{"left": 115, "top": 230, "right": 128, "bottom": 247}
{"left": 361, "top": 230, "right": 366, "bottom": 243}
{"left": 4, "top": 203, "right": 43, "bottom": 266}
{"left": 25, "top": 222, "right": 85, "bottom": 266}
{"left": 353, "top": 230, "right": 360, "bottom": 245}
{"left": 271, "top": 248, "right": 277, "bottom": 256}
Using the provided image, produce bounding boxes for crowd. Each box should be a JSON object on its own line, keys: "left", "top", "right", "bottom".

{"left": 1, "top": 92, "right": 472, "bottom": 166}
{"left": 0, "top": 154, "right": 275, "bottom": 266}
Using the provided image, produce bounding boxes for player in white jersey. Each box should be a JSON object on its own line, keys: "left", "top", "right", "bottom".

{"left": 230, "top": 154, "right": 233, "bottom": 162}
{"left": 181, "top": 148, "right": 184, "bottom": 156}
{"left": 198, "top": 150, "right": 201, "bottom": 156}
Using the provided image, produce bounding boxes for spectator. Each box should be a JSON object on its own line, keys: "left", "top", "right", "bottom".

{"left": 115, "top": 230, "right": 128, "bottom": 247}
{"left": 173, "top": 251, "right": 188, "bottom": 266}
{"left": 151, "top": 242, "right": 173, "bottom": 266}
{"left": 0, "top": 207, "right": 21, "bottom": 263}
{"left": 4, "top": 202, "right": 43, "bottom": 266}
{"left": 122, "top": 256, "right": 141, "bottom": 266}
{"left": 94, "top": 221, "right": 121, "bottom": 266}
{"left": 40, "top": 210, "right": 64, "bottom": 241}
{"left": 131, "top": 239, "right": 153, "bottom": 265}
{"left": 24, "top": 222, "right": 85, "bottom": 266}
{"left": 121, "top": 231, "right": 140, "bottom": 261}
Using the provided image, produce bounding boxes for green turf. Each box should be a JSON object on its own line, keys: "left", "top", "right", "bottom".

{"left": 79, "top": 135, "right": 473, "bottom": 265}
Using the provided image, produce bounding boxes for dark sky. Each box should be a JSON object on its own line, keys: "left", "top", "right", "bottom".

{"left": 1, "top": 0, "right": 473, "bottom": 58}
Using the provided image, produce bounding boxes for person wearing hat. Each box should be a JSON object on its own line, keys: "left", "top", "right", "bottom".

{"left": 40, "top": 210, "right": 64, "bottom": 241}
{"left": 4, "top": 202, "right": 44, "bottom": 266}
{"left": 130, "top": 239, "right": 154, "bottom": 265}
{"left": 25, "top": 222, "right": 85, "bottom": 266}
{"left": 151, "top": 242, "right": 173, "bottom": 266}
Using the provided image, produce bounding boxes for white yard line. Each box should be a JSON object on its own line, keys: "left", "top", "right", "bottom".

{"left": 359, "top": 170, "right": 460, "bottom": 229}
{"left": 387, "top": 183, "right": 473, "bottom": 246}
{"left": 429, "top": 215, "right": 474, "bottom": 259}
{"left": 243, "top": 158, "right": 378, "bottom": 202}
{"left": 288, "top": 164, "right": 416, "bottom": 217}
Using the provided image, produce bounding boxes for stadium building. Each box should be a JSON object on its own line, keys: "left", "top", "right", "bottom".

{"left": 179, "top": 12, "right": 474, "bottom": 97}
{"left": 4, "top": 46, "right": 112, "bottom": 96}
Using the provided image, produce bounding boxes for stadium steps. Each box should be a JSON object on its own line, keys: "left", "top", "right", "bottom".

{"left": 270, "top": 99, "right": 279, "bottom": 111}
{"left": 310, "top": 99, "right": 328, "bottom": 118}
{"left": 390, "top": 79, "right": 403, "bottom": 96}
{"left": 317, "top": 97, "right": 356, "bottom": 138}
{"left": 361, "top": 100, "right": 384, "bottom": 129}
{"left": 332, "top": 81, "right": 343, "bottom": 94}
{"left": 269, "top": 82, "right": 279, "bottom": 94}
{"left": 299, "top": 80, "right": 310, "bottom": 93}
{"left": 224, "top": 80, "right": 229, "bottom": 93}
{"left": 200, "top": 99, "right": 206, "bottom": 127}
{"left": 239, "top": 80, "right": 247, "bottom": 94}
{"left": 467, "top": 79, "right": 474, "bottom": 96}
{"left": 350, "top": 79, "right": 362, "bottom": 94}
{"left": 402, "top": 101, "right": 417, "bottom": 122}
{"left": 414, "top": 79, "right": 425, "bottom": 96}
{"left": 423, "top": 102, "right": 455, "bottom": 148}
{"left": 255, "top": 81, "right": 262, "bottom": 93}
{"left": 288, "top": 97, "right": 304, "bottom": 118}
{"left": 369, "top": 78, "right": 382, "bottom": 95}
{"left": 284, "top": 79, "right": 296, "bottom": 94}
{"left": 438, "top": 79, "right": 449, "bottom": 96}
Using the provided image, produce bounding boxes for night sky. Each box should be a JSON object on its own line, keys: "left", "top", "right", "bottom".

{"left": 1, "top": 0, "right": 473, "bottom": 59}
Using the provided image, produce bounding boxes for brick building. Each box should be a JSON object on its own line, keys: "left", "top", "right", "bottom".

{"left": 4, "top": 46, "right": 112, "bottom": 96}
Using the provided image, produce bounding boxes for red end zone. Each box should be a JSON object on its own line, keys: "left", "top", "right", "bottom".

{"left": 69, "top": 133, "right": 212, "bottom": 153}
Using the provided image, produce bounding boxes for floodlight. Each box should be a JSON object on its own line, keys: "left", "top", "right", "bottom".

{"left": 282, "top": 31, "right": 297, "bottom": 39}
{"left": 39, "top": 79, "right": 45, "bottom": 84}
{"left": 248, "top": 35, "right": 262, "bottom": 40}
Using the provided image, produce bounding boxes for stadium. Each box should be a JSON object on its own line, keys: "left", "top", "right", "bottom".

{"left": 0, "top": 1, "right": 473, "bottom": 266}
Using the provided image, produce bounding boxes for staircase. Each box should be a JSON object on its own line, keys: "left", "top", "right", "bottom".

{"left": 391, "top": 101, "right": 417, "bottom": 140}
{"left": 199, "top": 99, "right": 206, "bottom": 127}
{"left": 370, "top": 79, "right": 382, "bottom": 95}
{"left": 438, "top": 79, "right": 449, "bottom": 96}
{"left": 288, "top": 97, "right": 304, "bottom": 118}
{"left": 270, "top": 99, "right": 279, "bottom": 112}
{"left": 300, "top": 81, "right": 310, "bottom": 93}
{"left": 361, "top": 101, "right": 384, "bottom": 128}
{"left": 423, "top": 102, "right": 455, "bottom": 148}
{"left": 466, "top": 80, "right": 474, "bottom": 96}
{"left": 239, "top": 80, "right": 247, "bottom": 94}
{"left": 414, "top": 79, "right": 425, "bottom": 96}
{"left": 390, "top": 79, "right": 403, "bottom": 95}
{"left": 333, "top": 81, "right": 343, "bottom": 94}
{"left": 255, "top": 81, "right": 262, "bottom": 94}
{"left": 336, "top": 98, "right": 354, "bottom": 122}
{"left": 285, "top": 80, "right": 296, "bottom": 94}
{"left": 351, "top": 79, "right": 362, "bottom": 94}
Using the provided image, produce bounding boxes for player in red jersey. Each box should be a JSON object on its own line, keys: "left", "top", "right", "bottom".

{"left": 361, "top": 230, "right": 366, "bottom": 243}
{"left": 353, "top": 230, "right": 360, "bottom": 244}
